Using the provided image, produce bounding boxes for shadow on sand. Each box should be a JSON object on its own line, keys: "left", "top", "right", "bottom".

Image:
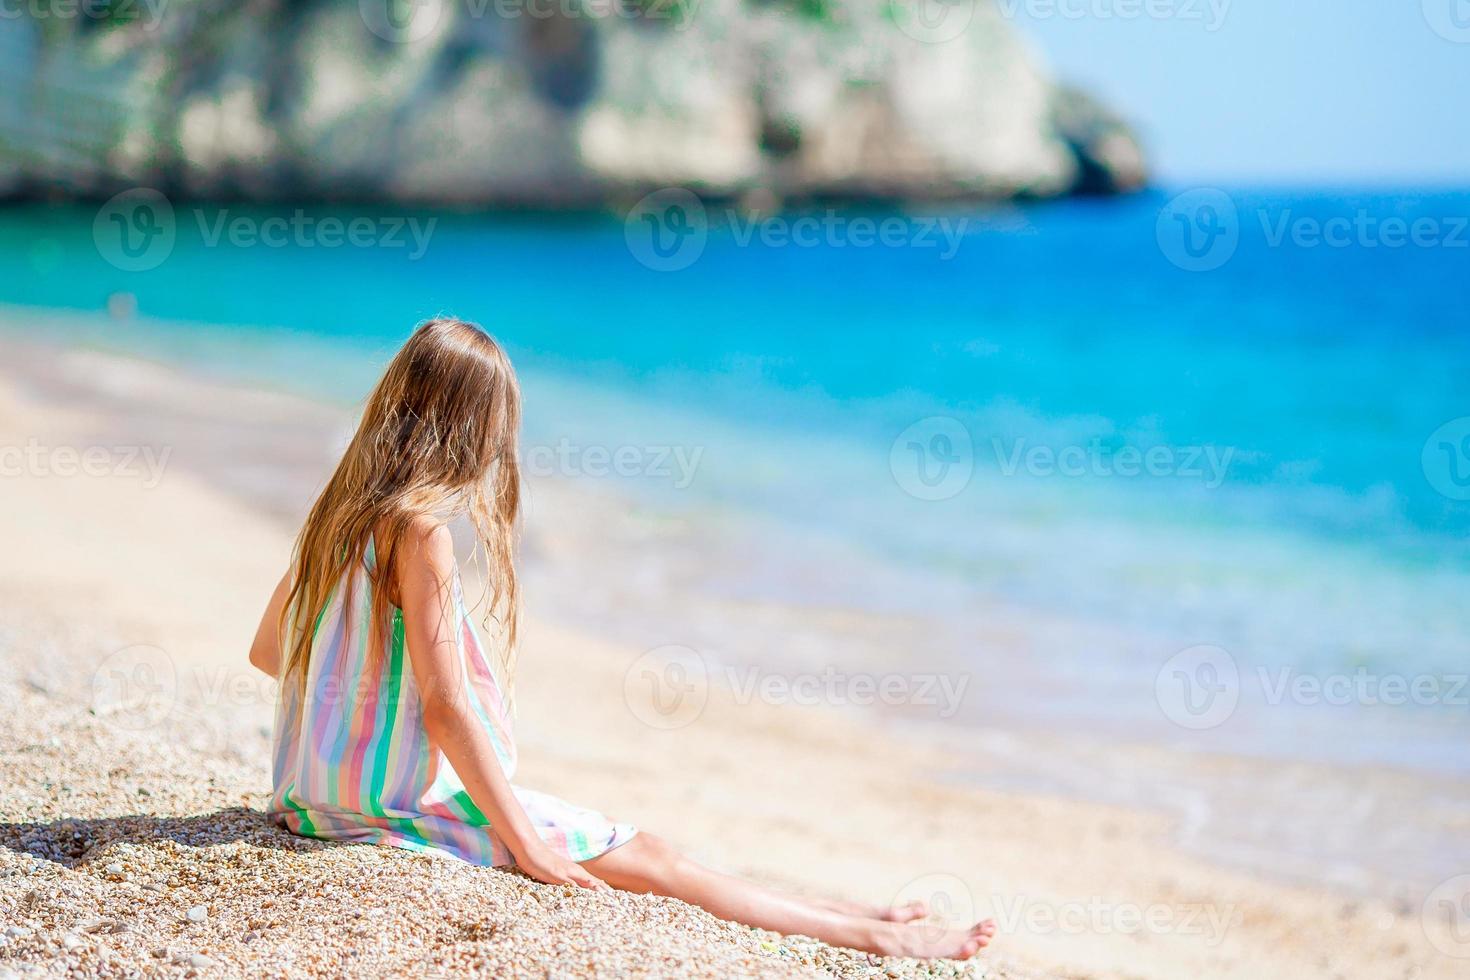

{"left": 0, "top": 807, "right": 334, "bottom": 867}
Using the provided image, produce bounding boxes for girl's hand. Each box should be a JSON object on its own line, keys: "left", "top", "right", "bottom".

{"left": 514, "top": 841, "right": 608, "bottom": 891}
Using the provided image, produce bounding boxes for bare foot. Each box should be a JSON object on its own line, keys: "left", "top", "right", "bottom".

{"left": 871, "top": 918, "right": 996, "bottom": 959}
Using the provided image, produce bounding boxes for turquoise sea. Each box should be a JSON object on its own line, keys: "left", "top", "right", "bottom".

{"left": 2, "top": 189, "right": 1467, "bottom": 778}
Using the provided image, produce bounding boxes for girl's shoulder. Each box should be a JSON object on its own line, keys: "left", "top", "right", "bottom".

{"left": 385, "top": 516, "right": 458, "bottom": 594}
{"left": 402, "top": 516, "right": 454, "bottom": 558}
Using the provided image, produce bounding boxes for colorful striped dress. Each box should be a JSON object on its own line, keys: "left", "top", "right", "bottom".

{"left": 269, "top": 538, "right": 636, "bottom": 866}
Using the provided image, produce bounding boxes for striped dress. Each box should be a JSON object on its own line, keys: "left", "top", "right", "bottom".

{"left": 269, "top": 538, "right": 636, "bottom": 865}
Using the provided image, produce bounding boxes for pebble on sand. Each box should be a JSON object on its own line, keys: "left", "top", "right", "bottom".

{"left": 0, "top": 618, "right": 1022, "bottom": 980}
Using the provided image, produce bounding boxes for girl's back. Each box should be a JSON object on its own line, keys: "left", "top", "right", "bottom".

{"left": 271, "top": 535, "right": 522, "bottom": 864}
{"left": 270, "top": 530, "right": 634, "bottom": 865}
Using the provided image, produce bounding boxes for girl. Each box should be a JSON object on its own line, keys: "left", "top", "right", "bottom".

{"left": 247, "top": 318, "right": 996, "bottom": 960}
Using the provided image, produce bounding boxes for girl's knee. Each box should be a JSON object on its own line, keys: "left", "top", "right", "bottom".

{"left": 624, "top": 832, "right": 690, "bottom": 887}
{"left": 588, "top": 831, "right": 693, "bottom": 895}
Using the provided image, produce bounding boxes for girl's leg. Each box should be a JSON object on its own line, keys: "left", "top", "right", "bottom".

{"left": 806, "top": 896, "right": 929, "bottom": 923}
{"left": 583, "top": 833, "right": 994, "bottom": 960}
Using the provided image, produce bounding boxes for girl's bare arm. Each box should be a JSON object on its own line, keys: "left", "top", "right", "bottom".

{"left": 397, "top": 521, "right": 605, "bottom": 890}
{"left": 248, "top": 571, "right": 291, "bottom": 676}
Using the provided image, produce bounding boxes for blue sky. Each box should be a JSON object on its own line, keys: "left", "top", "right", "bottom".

{"left": 1005, "top": 0, "right": 1470, "bottom": 185}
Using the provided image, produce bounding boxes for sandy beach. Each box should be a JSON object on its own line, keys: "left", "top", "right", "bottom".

{"left": 0, "top": 331, "right": 1463, "bottom": 979}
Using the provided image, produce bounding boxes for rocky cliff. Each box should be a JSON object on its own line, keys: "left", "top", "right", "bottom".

{"left": 0, "top": 0, "right": 1146, "bottom": 204}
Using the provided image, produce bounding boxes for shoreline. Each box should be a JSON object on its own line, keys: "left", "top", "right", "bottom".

{"left": 5, "top": 301, "right": 1464, "bottom": 779}
{"left": 0, "top": 316, "right": 1465, "bottom": 977}
{"left": 2, "top": 310, "right": 1467, "bottom": 899}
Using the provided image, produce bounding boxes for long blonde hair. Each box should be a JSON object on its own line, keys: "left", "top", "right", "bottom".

{"left": 280, "top": 317, "right": 522, "bottom": 693}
